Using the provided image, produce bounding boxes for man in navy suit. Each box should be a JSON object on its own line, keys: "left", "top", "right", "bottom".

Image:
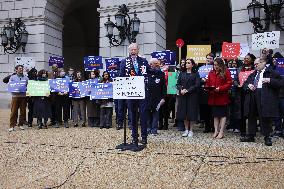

{"left": 119, "top": 43, "right": 151, "bottom": 146}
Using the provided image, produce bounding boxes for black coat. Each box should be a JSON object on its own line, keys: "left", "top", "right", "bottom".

{"left": 243, "top": 67, "right": 282, "bottom": 118}
{"left": 146, "top": 70, "right": 167, "bottom": 111}
{"left": 176, "top": 72, "right": 200, "bottom": 121}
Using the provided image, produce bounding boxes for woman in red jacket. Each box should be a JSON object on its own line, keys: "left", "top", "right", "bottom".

{"left": 206, "top": 58, "right": 232, "bottom": 139}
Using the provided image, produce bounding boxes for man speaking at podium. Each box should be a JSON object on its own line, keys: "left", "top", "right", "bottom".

{"left": 119, "top": 43, "right": 150, "bottom": 147}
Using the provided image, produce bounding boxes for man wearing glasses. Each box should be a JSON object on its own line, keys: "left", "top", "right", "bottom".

{"left": 241, "top": 58, "right": 283, "bottom": 146}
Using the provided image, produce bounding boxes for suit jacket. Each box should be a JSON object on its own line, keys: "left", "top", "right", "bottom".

{"left": 119, "top": 56, "right": 150, "bottom": 77}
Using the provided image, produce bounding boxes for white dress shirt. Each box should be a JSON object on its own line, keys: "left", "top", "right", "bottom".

{"left": 256, "top": 68, "right": 266, "bottom": 89}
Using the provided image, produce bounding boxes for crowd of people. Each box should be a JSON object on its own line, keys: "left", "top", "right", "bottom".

{"left": 3, "top": 43, "right": 284, "bottom": 147}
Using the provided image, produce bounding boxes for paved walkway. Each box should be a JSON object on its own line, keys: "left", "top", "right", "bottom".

{"left": 0, "top": 108, "right": 284, "bottom": 188}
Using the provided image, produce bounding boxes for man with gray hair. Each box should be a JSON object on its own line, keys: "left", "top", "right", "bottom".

{"left": 119, "top": 43, "right": 151, "bottom": 147}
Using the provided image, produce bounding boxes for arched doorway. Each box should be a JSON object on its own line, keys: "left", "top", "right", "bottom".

{"left": 166, "top": 0, "right": 232, "bottom": 58}
{"left": 63, "top": 0, "right": 100, "bottom": 72}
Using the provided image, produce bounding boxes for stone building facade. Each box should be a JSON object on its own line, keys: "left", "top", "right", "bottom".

{"left": 0, "top": 0, "right": 283, "bottom": 93}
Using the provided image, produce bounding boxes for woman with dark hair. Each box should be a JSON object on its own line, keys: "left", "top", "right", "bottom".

{"left": 86, "top": 71, "right": 101, "bottom": 127}
{"left": 99, "top": 71, "right": 113, "bottom": 129}
{"left": 177, "top": 59, "right": 200, "bottom": 137}
{"left": 235, "top": 53, "right": 256, "bottom": 138}
{"left": 33, "top": 69, "right": 51, "bottom": 129}
{"left": 27, "top": 68, "right": 37, "bottom": 127}
{"left": 206, "top": 58, "right": 232, "bottom": 139}
{"left": 72, "top": 71, "right": 86, "bottom": 127}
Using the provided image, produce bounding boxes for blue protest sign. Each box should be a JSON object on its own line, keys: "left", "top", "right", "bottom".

{"left": 69, "top": 82, "right": 86, "bottom": 98}
{"left": 90, "top": 82, "right": 113, "bottom": 99}
{"left": 83, "top": 79, "right": 99, "bottom": 96}
{"left": 49, "top": 56, "right": 64, "bottom": 68}
{"left": 198, "top": 65, "right": 213, "bottom": 79}
{"left": 151, "top": 50, "right": 176, "bottom": 65}
{"left": 84, "top": 56, "right": 103, "bottom": 71}
{"left": 49, "top": 78, "right": 70, "bottom": 93}
{"left": 106, "top": 58, "right": 120, "bottom": 79}
{"left": 276, "top": 58, "right": 284, "bottom": 76}
{"left": 229, "top": 68, "right": 237, "bottom": 80}
{"left": 7, "top": 80, "right": 27, "bottom": 93}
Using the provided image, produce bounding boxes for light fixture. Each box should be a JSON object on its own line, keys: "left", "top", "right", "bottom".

{"left": 104, "top": 4, "right": 141, "bottom": 47}
{"left": 247, "top": 0, "right": 284, "bottom": 32}
{"left": 0, "top": 18, "right": 29, "bottom": 54}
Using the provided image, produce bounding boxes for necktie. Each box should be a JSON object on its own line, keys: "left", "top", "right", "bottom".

{"left": 253, "top": 71, "right": 261, "bottom": 88}
{"left": 132, "top": 58, "right": 139, "bottom": 74}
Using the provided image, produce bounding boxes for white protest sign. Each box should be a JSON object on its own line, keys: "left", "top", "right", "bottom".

{"left": 113, "top": 76, "right": 145, "bottom": 99}
{"left": 252, "top": 31, "right": 280, "bottom": 50}
{"left": 240, "top": 43, "right": 250, "bottom": 58}
{"left": 15, "top": 57, "right": 35, "bottom": 72}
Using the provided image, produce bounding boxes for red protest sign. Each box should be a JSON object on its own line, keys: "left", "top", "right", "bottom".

{"left": 222, "top": 42, "right": 241, "bottom": 59}
{"left": 239, "top": 70, "right": 254, "bottom": 86}
{"left": 176, "top": 39, "right": 184, "bottom": 48}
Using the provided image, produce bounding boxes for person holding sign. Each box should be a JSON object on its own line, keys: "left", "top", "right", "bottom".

{"left": 54, "top": 69, "right": 70, "bottom": 128}
{"left": 177, "top": 59, "right": 200, "bottom": 138}
{"left": 119, "top": 43, "right": 151, "bottom": 146}
{"left": 8, "top": 65, "right": 29, "bottom": 132}
{"left": 32, "top": 70, "right": 51, "bottom": 129}
{"left": 199, "top": 53, "right": 215, "bottom": 133}
{"left": 234, "top": 53, "right": 256, "bottom": 137}
{"left": 241, "top": 58, "right": 282, "bottom": 146}
{"left": 206, "top": 58, "right": 233, "bottom": 139}
{"left": 99, "top": 71, "right": 113, "bottom": 129}
{"left": 72, "top": 71, "right": 87, "bottom": 127}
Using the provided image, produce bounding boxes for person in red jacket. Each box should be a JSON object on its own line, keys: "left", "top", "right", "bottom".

{"left": 206, "top": 58, "right": 232, "bottom": 139}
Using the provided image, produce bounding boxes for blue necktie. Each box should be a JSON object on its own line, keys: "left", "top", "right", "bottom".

{"left": 253, "top": 71, "right": 260, "bottom": 88}
{"left": 133, "top": 58, "right": 139, "bottom": 74}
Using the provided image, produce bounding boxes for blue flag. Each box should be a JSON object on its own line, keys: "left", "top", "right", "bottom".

{"left": 90, "top": 83, "right": 113, "bottom": 99}
{"left": 49, "top": 78, "right": 70, "bottom": 93}
{"left": 7, "top": 80, "right": 27, "bottom": 93}
{"left": 84, "top": 56, "right": 103, "bottom": 71}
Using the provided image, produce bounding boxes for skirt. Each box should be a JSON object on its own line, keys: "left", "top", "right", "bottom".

{"left": 212, "top": 105, "right": 227, "bottom": 117}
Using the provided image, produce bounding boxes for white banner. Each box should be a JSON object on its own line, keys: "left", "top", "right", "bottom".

{"left": 15, "top": 57, "right": 35, "bottom": 72}
{"left": 252, "top": 31, "right": 280, "bottom": 50}
{"left": 113, "top": 76, "right": 145, "bottom": 99}
{"left": 240, "top": 43, "right": 250, "bottom": 58}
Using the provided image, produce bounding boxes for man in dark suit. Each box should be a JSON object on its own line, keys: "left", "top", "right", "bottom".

{"left": 241, "top": 57, "right": 283, "bottom": 146}
{"left": 119, "top": 43, "right": 151, "bottom": 147}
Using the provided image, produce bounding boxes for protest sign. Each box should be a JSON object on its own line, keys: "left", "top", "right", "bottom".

{"left": 198, "top": 65, "right": 213, "bottom": 79}
{"left": 15, "top": 57, "right": 35, "bottom": 72}
{"left": 7, "top": 80, "right": 27, "bottom": 93}
{"left": 90, "top": 82, "right": 113, "bottom": 99}
{"left": 276, "top": 58, "right": 284, "bottom": 76}
{"left": 26, "top": 80, "right": 50, "bottom": 96}
{"left": 69, "top": 82, "right": 86, "bottom": 98}
{"left": 252, "top": 31, "right": 280, "bottom": 50}
{"left": 239, "top": 70, "right": 254, "bottom": 86}
{"left": 187, "top": 45, "right": 211, "bottom": 64}
{"left": 84, "top": 56, "right": 103, "bottom": 71}
{"left": 49, "top": 56, "right": 64, "bottom": 68}
{"left": 151, "top": 50, "right": 176, "bottom": 65}
{"left": 240, "top": 43, "right": 250, "bottom": 58}
{"left": 83, "top": 79, "right": 99, "bottom": 96}
{"left": 167, "top": 72, "right": 178, "bottom": 94}
{"left": 222, "top": 43, "right": 240, "bottom": 59}
{"left": 229, "top": 68, "right": 237, "bottom": 80}
{"left": 113, "top": 76, "right": 145, "bottom": 99}
{"left": 106, "top": 58, "right": 120, "bottom": 79}
{"left": 49, "top": 78, "right": 70, "bottom": 93}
